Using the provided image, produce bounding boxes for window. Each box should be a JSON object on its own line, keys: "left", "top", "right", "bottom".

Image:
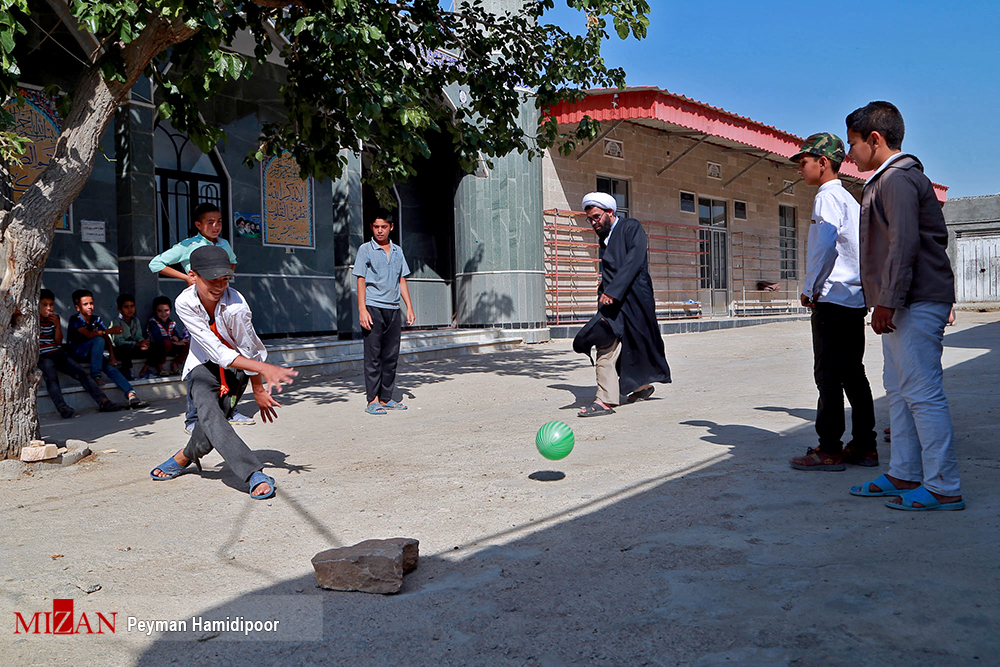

{"left": 734, "top": 200, "right": 747, "bottom": 220}
{"left": 596, "top": 176, "right": 629, "bottom": 218}
{"left": 779, "top": 205, "right": 797, "bottom": 279}
{"left": 154, "top": 119, "right": 229, "bottom": 252}
{"left": 698, "top": 197, "right": 727, "bottom": 228}
{"left": 680, "top": 191, "right": 696, "bottom": 213}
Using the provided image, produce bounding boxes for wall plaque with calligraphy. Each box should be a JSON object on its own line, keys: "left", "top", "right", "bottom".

{"left": 3, "top": 88, "right": 71, "bottom": 232}
{"left": 261, "top": 153, "right": 315, "bottom": 248}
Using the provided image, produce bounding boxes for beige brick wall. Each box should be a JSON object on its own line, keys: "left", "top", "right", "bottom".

{"left": 543, "top": 121, "right": 865, "bottom": 318}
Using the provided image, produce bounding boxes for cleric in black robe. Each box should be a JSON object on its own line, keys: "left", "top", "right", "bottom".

{"left": 576, "top": 192, "right": 671, "bottom": 417}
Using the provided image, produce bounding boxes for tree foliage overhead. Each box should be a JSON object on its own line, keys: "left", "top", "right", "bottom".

{"left": 1, "top": 0, "right": 649, "bottom": 193}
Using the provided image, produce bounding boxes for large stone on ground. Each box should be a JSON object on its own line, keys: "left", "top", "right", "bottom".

{"left": 311, "top": 538, "right": 418, "bottom": 594}
{"left": 20, "top": 443, "right": 59, "bottom": 462}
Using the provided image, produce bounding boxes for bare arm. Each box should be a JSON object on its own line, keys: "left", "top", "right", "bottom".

{"left": 159, "top": 266, "right": 196, "bottom": 285}
{"left": 52, "top": 316, "right": 63, "bottom": 345}
{"left": 357, "top": 276, "right": 373, "bottom": 330}
{"left": 399, "top": 277, "right": 415, "bottom": 326}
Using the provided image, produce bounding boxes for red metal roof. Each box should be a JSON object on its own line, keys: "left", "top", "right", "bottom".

{"left": 549, "top": 88, "right": 948, "bottom": 203}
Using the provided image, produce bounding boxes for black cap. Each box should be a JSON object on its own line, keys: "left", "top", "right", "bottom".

{"left": 190, "top": 245, "right": 234, "bottom": 280}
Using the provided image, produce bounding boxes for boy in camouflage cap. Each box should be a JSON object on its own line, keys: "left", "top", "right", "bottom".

{"left": 788, "top": 132, "right": 878, "bottom": 472}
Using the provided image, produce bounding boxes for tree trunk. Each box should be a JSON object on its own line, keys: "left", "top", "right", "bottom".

{"left": 0, "top": 16, "right": 196, "bottom": 460}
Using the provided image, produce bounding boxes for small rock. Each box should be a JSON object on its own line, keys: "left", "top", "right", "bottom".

{"left": 58, "top": 447, "right": 91, "bottom": 467}
{"left": 311, "top": 538, "right": 418, "bottom": 594}
{"left": 77, "top": 584, "right": 101, "bottom": 594}
{"left": 21, "top": 444, "right": 59, "bottom": 462}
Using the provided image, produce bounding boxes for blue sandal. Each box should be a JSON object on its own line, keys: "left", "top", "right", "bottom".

{"left": 849, "top": 473, "right": 911, "bottom": 497}
{"left": 382, "top": 399, "right": 407, "bottom": 410}
{"left": 150, "top": 453, "right": 189, "bottom": 481}
{"left": 365, "top": 403, "right": 387, "bottom": 415}
{"left": 249, "top": 471, "right": 276, "bottom": 500}
{"left": 886, "top": 485, "right": 965, "bottom": 511}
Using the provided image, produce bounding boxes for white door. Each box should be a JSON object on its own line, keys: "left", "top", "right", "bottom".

{"left": 956, "top": 234, "right": 1000, "bottom": 302}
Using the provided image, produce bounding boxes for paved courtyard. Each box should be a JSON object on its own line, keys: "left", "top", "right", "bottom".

{"left": 3, "top": 313, "right": 999, "bottom": 665}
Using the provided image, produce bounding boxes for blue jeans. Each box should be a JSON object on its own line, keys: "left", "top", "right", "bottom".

{"left": 70, "top": 337, "right": 135, "bottom": 397}
{"left": 185, "top": 376, "right": 198, "bottom": 429}
{"left": 882, "top": 301, "right": 960, "bottom": 496}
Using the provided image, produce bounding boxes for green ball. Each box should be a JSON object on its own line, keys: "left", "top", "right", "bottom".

{"left": 535, "top": 421, "right": 575, "bottom": 461}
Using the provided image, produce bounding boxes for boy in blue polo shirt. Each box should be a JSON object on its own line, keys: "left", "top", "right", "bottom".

{"left": 353, "top": 208, "right": 415, "bottom": 415}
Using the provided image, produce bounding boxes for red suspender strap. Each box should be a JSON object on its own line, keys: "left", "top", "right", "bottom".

{"left": 209, "top": 319, "right": 236, "bottom": 397}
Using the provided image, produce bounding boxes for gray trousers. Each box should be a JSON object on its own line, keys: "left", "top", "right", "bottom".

{"left": 595, "top": 338, "right": 622, "bottom": 405}
{"left": 183, "top": 363, "right": 260, "bottom": 484}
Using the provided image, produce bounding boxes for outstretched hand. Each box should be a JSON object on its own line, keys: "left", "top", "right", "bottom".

{"left": 259, "top": 363, "right": 298, "bottom": 395}
{"left": 253, "top": 385, "right": 282, "bottom": 423}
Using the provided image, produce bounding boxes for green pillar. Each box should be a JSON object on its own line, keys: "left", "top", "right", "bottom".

{"left": 454, "top": 97, "right": 545, "bottom": 328}
{"left": 333, "top": 150, "right": 364, "bottom": 337}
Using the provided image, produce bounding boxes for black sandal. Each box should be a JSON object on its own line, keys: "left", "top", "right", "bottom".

{"left": 578, "top": 402, "right": 615, "bottom": 418}
{"left": 627, "top": 386, "right": 655, "bottom": 403}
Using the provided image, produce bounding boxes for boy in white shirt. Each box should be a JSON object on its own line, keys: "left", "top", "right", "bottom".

{"left": 788, "top": 133, "right": 877, "bottom": 472}
{"left": 149, "top": 246, "right": 298, "bottom": 499}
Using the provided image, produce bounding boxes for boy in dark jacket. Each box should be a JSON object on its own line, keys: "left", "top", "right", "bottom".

{"left": 844, "top": 101, "right": 962, "bottom": 511}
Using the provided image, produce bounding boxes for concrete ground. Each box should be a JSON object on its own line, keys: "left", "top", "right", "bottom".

{"left": 3, "top": 313, "right": 999, "bottom": 666}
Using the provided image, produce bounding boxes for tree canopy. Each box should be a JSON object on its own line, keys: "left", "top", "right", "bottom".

{"left": 1, "top": 0, "right": 650, "bottom": 194}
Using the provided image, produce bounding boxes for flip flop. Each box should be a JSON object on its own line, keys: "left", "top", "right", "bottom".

{"left": 249, "top": 471, "right": 276, "bottom": 500}
{"left": 886, "top": 486, "right": 965, "bottom": 511}
{"left": 382, "top": 399, "right": 407, "bottom": 410}
{"left": 627, "top": 386, "right": 655, "bottom": 403}
{"left": 849, "top": 473, "right": 913, "bottom": 497}
{"left": 578, "top": 402, "right": 615, "bottom": 418}
{"left": 365, "top": 403, "right": 387, "bottom": 415}
{"left": 150, "top": 453, "right": 189, "bottom": 481}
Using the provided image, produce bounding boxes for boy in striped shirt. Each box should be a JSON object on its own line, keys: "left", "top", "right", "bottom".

{"left": 38, "top": 289, "right": 122, "bottom": 418}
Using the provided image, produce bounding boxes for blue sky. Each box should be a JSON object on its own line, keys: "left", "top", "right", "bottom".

{"left": 548, "top": 0, "right": 998, "bottom": 198}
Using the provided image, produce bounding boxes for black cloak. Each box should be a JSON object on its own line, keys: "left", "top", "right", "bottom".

{"left": 594, "top": 216, "right": 671, "bottom": 397}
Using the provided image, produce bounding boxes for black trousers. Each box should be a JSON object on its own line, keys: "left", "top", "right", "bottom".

{"left": 183, "top": 363, "right": 261, "bottom": 484}
{"left": 811, "top": 302, "right": 877, "bottom": 454}
{"left": 114, "top": 344, "right": 146, "bottom": 377}
{"left": 362, "top": 306, "right": 402, "bottom": 403}
{"left": 38, "top": 349, "right": 109, "bottom": 409}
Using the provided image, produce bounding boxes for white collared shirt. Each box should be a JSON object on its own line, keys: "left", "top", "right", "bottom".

{"left": 802, "top": 179, "right": 864, "bottom": 308}
{"left": 865, "top": 151, "right": 905, "bottom": 184}
{"left": 175, "top": 284, "right": 268, "bottom": 380}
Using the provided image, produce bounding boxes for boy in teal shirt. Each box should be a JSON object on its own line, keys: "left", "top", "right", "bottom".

{"left": 148, "top": 203, "right": 237, "bottom": 282}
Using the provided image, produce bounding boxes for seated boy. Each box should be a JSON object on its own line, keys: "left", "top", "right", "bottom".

{"left": 146, "top": 296, "right": 189, "bottom": 376}
{"left": 149, "top": 245, "right": 297, "bottom": 499}
{"left": 109, "top": 293, "right": 149, "bottom": 380}
{"left": 66, "top": 289, "right": 149, "bottom": 409}
{"left": 38, "top": 289, "right": 122, "bottom": 418}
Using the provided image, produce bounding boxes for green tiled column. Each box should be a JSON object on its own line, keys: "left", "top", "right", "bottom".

{"left": 454, "top": 98, "right": 545, "bottom": 328}
{"left": 333, "top": 150, "right": 364, "bottom": 337}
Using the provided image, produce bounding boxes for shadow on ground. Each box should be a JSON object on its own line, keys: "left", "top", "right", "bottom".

{"left": 118, "top": 320, "right": 998, "bottom": 664}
